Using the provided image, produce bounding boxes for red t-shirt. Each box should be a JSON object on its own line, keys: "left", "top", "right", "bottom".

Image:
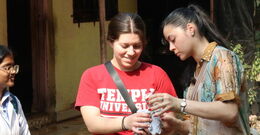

{"left": 75, "top": 62, "right": 177, "bottom": 134}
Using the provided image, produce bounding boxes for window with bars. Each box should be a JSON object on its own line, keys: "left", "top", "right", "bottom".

{"left": 72, "top": 0, "right": 118, "bottom": 24}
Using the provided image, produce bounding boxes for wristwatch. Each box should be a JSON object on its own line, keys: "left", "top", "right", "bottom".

{"left": 180, "top": 99, "right": 187, "bottom": 113}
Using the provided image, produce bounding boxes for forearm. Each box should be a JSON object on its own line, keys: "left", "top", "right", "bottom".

{"left": 84, "top": 116, "right": 123, "bottom": 134}
{"left": 81, "top": 106, "right": 124, "bottom": 134}
{"left": 185, "top": 100, "right": 238, "bottom": 122}
{"left": 81, "top": 106, "right": 151, "bottom": 134}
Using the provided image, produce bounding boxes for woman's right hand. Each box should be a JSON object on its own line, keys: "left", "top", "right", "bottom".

{"left": 147, "top": 93, "right": 182, "bottom": 116}
{"left": 124, "top": 112, "right": 152, "bottom": 134}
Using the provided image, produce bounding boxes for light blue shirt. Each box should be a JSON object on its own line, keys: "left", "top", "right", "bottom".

{"left": 184, "top": 46, "right": 249, "bottom": 134}
{"left": 0, "top": 90, "right": 30, "bottom": 135}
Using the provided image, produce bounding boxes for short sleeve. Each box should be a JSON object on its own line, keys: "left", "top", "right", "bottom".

{"left": 213, "top": 50, "right": 243, "bottom": 102}
{"left": 75, "top": 69, "right": 101, "bottom": 110}
{"left": 154, "top": 67, "right": 177, "bottom": 97}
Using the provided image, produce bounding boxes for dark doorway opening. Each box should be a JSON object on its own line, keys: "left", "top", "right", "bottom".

{"left": 7, "top": 0, "right": 33, "bottom": 114}
{"left": 138, "top": 0, "right": 210, "bottom": 97}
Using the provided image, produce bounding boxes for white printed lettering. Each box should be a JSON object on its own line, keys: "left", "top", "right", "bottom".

{"left": 98, "top": 88, "right": 107, "bottom": 100}
{"left": 131, "top": 89, "right": 141, "bottom": 102}
{"left": 102, "top": 101, "right": 109, "bottom": 110}
{"left": 114, "top": 103, "right": 121, "bottom": 111}
{"left": 135, "top": 103, "right": 142, "bottom": 110}
{"left": 116, "top": 89, "right": 124, "bottom": 102}
{"left": 141, "top": 89, "right": 147, "bottom": 101}
{"left": 142, "top": 102, "right": 147, "bottom": 110}
{"left": 122, "top": 103, "right": 128, "bottom": 112}
{"left": 107, "top": 89, "right": 116, "bottom": 101}
{"left": 109, "top": 102, "right": 114, "bottom": 111}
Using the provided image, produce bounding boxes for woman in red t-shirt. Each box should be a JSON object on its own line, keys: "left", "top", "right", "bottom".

{"left": 75, "top": 13, "right": 177, "bottom": 135}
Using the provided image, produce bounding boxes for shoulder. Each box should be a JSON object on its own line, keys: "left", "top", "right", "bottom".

{"left": 80, "top": 64, "right": 111, "bottom": 83}
{"left": 141, "top": 62, "right": 165, "bottom": 72}
{"left": 1, "top": 91, "right": 21, "bottom": 107}
{"left": 140, "top": 62, "right": 169, "bottom": 77}
{"left": 9, "top": 92, "right": 23, "bottom": 112}
{"left": 211, "top": 46, "right": 243, "bottom": 70}
{"left": 81, "top": 64, "right": 106, "bottom": 76}
{"left": 213, "top": 46, "right": 237, "bottom": 58}
{"left": 211, "top": 46, "right": 240, "bottom": 63}
{"left": 84, "top": 64, "right": 106, "bottom": 72}
{"left": 9, "top": 92, "right": 20, "bottom": 103}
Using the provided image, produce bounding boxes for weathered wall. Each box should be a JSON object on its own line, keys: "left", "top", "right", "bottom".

{"left": 0, "top": 0, "right": 8, "bottom": 46}
{"left": 52, "top": 0, "right": 137, "bottom": 120}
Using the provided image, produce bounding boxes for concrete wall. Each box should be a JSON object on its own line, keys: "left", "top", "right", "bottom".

{"left": 0, "top": 0, "right": 8, "bottom": 46}
{"left": 52, "top": 0, "right": 137, "bottom": 120}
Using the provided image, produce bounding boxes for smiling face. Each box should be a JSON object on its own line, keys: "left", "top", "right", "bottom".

{"left": 163, "top": 24, "right": 195, "bottom": 61}
{"left": 111, "top": 33, "right": 143, "bottom": 71}
{"left": 0, "top": 55, "right": 16, "bottom": 90}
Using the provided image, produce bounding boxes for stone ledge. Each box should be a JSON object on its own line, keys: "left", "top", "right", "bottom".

{"left": 56, "top": 109, "right": 81, "bottom": 122}
{"left": 27, "top": 109, "right": 81, "bottom": 129}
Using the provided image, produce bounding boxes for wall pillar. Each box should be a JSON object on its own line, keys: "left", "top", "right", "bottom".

{"left": 0, "top": 0, "right": 8, "bottom": 46}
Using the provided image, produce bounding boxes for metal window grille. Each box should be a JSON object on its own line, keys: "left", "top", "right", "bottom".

{"left": 72, "top": 0, "right": 118, "bottom": 24}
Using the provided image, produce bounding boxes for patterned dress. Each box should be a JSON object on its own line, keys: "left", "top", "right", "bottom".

{"left": 184, "top": 42, "right": 250, "bottom": 135}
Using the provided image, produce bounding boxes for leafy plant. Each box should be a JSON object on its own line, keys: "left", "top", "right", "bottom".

{"left": 231, "top": 44, "right": 260, "bottom": 105}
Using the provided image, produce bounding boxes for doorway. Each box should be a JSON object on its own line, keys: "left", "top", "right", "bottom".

{"left": 7, "top": 0, "right": 33, "bottom": 114}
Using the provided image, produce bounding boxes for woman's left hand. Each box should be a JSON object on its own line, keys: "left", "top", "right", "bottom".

{"left": 159, "top": 111, "right": 190, "bottom": 135}
{"left": 148, "top": 93, "right": 181, "bottom": 116}
{"left": 160, "top": 112, "right": 176, "bottom": 134}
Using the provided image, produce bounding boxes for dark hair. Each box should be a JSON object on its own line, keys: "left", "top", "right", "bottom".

{"left": 162, "top": 4, "right": 228, "bottom": 89}
{"left": 0, "top": 45, "right": 13, "bottom": 63}
{"left": 162, "top": 4, "right": 227, "bottom": 47}
{"left": 107, "top": 13, "right": 147, "bottom": 46}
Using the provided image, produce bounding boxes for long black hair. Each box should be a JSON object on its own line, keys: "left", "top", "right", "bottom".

{"left": 161, "top": 4, "right": 228, "bottom": 89}
{"left": 0, "top": 45, "right": 13, "bottom": 63}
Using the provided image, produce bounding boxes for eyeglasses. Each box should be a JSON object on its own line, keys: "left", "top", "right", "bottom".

{"left": 0, "top": 65, "right": 19, "bottom": 74}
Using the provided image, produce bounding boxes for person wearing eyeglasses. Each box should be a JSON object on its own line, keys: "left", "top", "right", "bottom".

{"left": 0, "top": 45, "right": 31, "bottom": 135}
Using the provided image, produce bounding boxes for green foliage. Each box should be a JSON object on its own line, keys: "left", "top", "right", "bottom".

{"left": 247, "top": 51, "right": 260, "bottom": 81}
{"left": 231, "top": 44, "right": 260, "bottom": 105}
{"left": 248, "top": 87, "right": 257, "bottom": 105}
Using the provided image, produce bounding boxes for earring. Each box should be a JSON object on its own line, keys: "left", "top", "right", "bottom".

{"left": 191, "top": 32, "right": 194, "bottom": 36}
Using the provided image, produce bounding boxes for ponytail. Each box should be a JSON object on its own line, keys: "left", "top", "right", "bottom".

{"left": 187, "top": 5, "right": 227, "bottom": 47}
{"left": 162, "top": 4, "right": 227, "bottom": 48}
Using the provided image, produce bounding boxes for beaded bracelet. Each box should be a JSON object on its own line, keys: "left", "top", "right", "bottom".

{"left": 121, "top": 116, "right": 127, "bottom": 131}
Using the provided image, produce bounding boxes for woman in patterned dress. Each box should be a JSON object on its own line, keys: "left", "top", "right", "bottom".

{"left": 148, "top": 4, "right": 250, "bottom": 135}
